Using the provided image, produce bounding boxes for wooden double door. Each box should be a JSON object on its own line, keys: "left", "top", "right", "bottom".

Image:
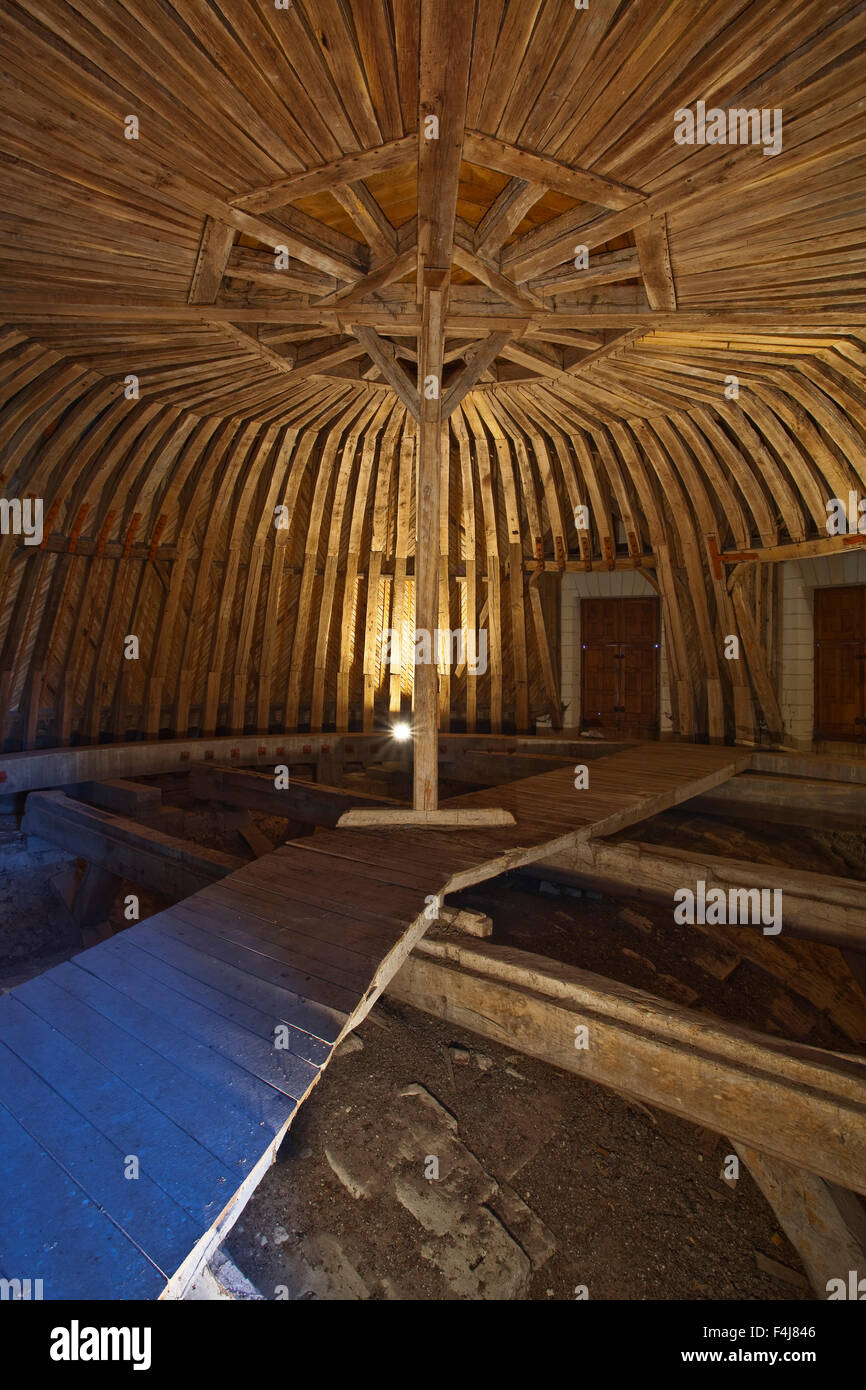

{"left": 580, "top": 597, "right": 659, "bottom": 734}
{"left": 814, "top": 585, "right": 866, "bottom": 741}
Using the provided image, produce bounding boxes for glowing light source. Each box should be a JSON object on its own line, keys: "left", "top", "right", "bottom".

{"left": 392, "top": 722, "right": 412, "bottom": 742}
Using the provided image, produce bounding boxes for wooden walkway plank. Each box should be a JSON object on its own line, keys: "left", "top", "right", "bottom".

{"left": 0, "top": 1038, "right": 202, "bottom": 1280}
{"left": 0, "top": 991, "right": 236, "bottom": 1223}
{"left": 69, "top": 942, "right": 321, "bottom": 1105}
{"left": 1, "top": 741, "right": 764, "bottom": 1297}
{"left": 119, "top": 921, "right": 333, "bottom": 1067}
{"left": 0, "top": 1101, "right": 166, "bottom": 1301}
{"left": 139, "top": 910, "right": 349, "bottom": 1042}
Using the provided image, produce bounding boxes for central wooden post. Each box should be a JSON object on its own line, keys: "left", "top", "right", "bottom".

{"left": 414, "top": 280, "right": 446, "bottom": 810}
{"left": 412, "top": 0, "right": 474, "bottom": 812}
{"left": 339, "top": 0, "right": 515, "bottom": 832}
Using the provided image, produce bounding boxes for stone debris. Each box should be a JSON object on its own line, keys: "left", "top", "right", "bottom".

{"left": 324, "top": 1145, "right": 377, "bottom": 1201}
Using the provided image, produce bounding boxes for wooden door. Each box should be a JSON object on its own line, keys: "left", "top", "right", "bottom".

{"left": 581, "top": 597, "right": 659, "bottom": 733}
{"left": 814, "top": 586, "right": 866, "bottom": 741}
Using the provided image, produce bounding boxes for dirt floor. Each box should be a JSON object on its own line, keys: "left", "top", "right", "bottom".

{"left": 224, "top": 989, "right": 813, "bottom": 1301}
{"left": 221, "top": 808, "right": 866, "bottom": 1302}
{"left": 2, "top": 775, "right": 865, "bottom": 1300}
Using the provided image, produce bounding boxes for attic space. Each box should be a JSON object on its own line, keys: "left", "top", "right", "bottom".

{"left": 0, "top": 0, "right": 865, "bottom": 1339}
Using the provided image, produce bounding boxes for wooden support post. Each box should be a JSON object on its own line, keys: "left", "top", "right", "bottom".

{"left": 734, "top": 1145, "right": 866, "bottom": 1298}
{"left": 411, "top": 0, "right": 473, "bottom": 813}
{"left": 414, "top": 279, "right": 446, "bottom": 811}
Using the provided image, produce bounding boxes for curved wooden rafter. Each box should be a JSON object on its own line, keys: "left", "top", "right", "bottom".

{"left": 0, "top": 1, "right": 864, "bottom": 753}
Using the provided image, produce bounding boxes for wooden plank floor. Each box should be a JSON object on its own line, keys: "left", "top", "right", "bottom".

{"left": 0, "top": 742, "right": 748, "bottom": 1298}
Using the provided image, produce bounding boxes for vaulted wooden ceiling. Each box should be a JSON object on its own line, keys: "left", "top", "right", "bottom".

{"left": 0, "top": 1, "right": 864, "bottom": 749}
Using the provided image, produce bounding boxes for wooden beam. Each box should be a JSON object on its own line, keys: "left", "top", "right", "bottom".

{"left": 452, "top": 243, "right": 543, "bottom": 312}
{"left": 415, "top": 280, "right": 447, "bottom": 808}
{"left": 7, "top": 303, "right": 863, "bottom": 331}
{"left": 316, "top": 247, "right": 416, "bottom": 308}
{"left": 463, "top": 132, "right": 644, "bottom": 211}
{"left": 720, "top": 534, "right": 866, "bottom": 567}
{"left": 213, "top": 321, "right": 295, "bottom": 374}
{"left": 71, "top": 779, "right": 161, "bottom": 819}
{"left": 411, "top": 0, "right": 474, "bottom": 812}
{"left": 633, "top": 214, "right": 677, "bottom": 311}
{"left": 22, "top": 791, "right": 243, "bottom": 899}
{"left": 531, "top": 248, "right": 643, "bottom": 297}
{"left": 332, "top": 182, "right": 398, "bottom": 263}
{"left": 188, "top": 217, "right": 235, "bottom": 304}
{"left": 224, "top": 249, "right": 335, "bottom": 296}
{"left": 734, "top": 1145, "right": 866, "bottom": 1298}
{"left": 351, "top": 326, "right": 420, "bottom": 419}
{"left": 338, "top": 807, "right": 515, "bottom": 828}
{"left": 389, "top": 934, "right": 866, "bottom": 1193}
{"left": 230, "top": 136, "right": 417, "bottom": 214}
{"left": 528, "top": 573, "right": 562, "bottom": 729}
{"left": 288, "top": 339, "right": 369, "bottom": 382}
{"left": 532, "top": 837, "right": 866, "bottom": 952}
{"left": 729, "top": 567, "right": 785, "bottom": 741}
{"left": 441, "top": 332, "right": 512, "bottom": 417}
{"left": 686, "top": 773, "right": 866, "bottom": 830}
{"left": 189, "top": 765, "right": 396, "bottom": 828}
{"left": 474, "top": 179, "right": 547, "bottom": 259}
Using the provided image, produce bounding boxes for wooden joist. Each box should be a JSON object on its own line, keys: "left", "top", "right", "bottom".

{"left": 531, "top": 836, "right": 866, "bottom": 952}
{"left": 389, "top": 933, "right": 866, "bottom": 1194}
{"left": 189, "top": 764, "right": 396, "bottom": 828}
{"left": 685, "top": 773, "right": 866, "bottom": 830}
{"left": 71, "top": 778, "right": 161, "bottom": 819}
{"left": 22, "top": 790, "right": 242, "bottom": 899}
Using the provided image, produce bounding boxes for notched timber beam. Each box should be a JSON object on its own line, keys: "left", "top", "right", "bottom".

{"left": 351, "top": 326, "right": 420, "bottom": 418}
{"left": 188, "top": 217, "right": 235, "bottom": 304}
{"left": 633, "top": 214, "right": 677, "bottom": 311}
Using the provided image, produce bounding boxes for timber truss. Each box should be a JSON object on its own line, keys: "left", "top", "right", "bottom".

{"left": 188, "top": 121, "right": 674, "bottom": 409}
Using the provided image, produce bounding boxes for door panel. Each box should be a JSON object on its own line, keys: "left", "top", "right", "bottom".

{"left": 814, "top": 587, "right": 866, "bottom": 741}
{"left": 581, "top": 644, "right": 620, "bottom": 728}
{"left": 581, "top": 597, "right": 659, "bottom": 733}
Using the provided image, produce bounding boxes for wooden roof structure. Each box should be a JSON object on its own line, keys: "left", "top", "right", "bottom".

{"left": 1, "top": 0, "right": 865, "bottom": 757}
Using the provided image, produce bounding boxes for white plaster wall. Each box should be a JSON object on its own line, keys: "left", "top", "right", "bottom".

{"left": 560, "top": 570, "right": 672, "bottom": 732}
{"left": 780, "top": 551, "right": 866, "bottom": 747}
